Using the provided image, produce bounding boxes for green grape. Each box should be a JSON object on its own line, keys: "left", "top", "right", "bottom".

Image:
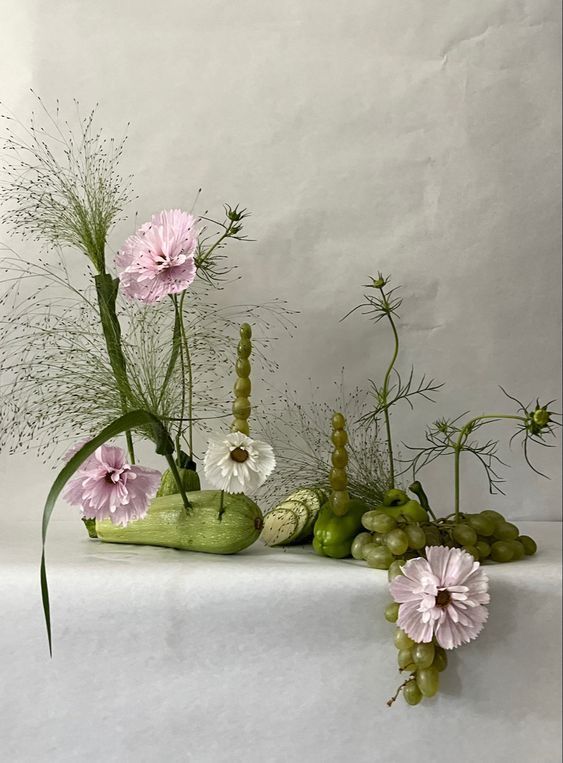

{"left": 490, "top": 541, "right": 514, "bottom": 563}
{"left": 493, "top": 522, "right": 519, "bottom": 541}
{"left": 480, "top": 509, "right": 505, "bottom": 523}
{"left": 388, "top": 559, "right": 405, "bottom": 580}
{"left": 372, "top": 532, "right": 386, "bottom": 545}
{"left": 384, "top": 602, "right": 400, "bottom": 623}
{"left": 466, "top": 514, "right": 495, "bottom": 537}
{"left": 384, "top": 528, "right": 409, "bottom": 556}
{"left": 369, "top": 513, "right": 398, "bottom": 534}
{"left": 351, "top": 532, "right": 373, "bottom": 560}
{"left": 508, "top": 540, "right": 525, "bottom": 561}
{"left": 463, "top": 545, "right": 480, "bottom": 561}
{"left": 365, "top": 545, "right": 394, "bottom": 570}
{"left": 452, "top": 524, "right": 478, "bottom": 547}
{"left": 424, "top": 526, "right": 442, "bottom": 546}
{"left": 405, "top": 524, "right": 426, "bottom": 550}
{"left": 360, "top": 511, "right": 380, "bottom": 532}
{"left": 403, "top": 680, "right": 423, "bottom": 706}
{"left": 394, "top": 629, "right": 415, "bottom": 650}
{"left": 416, "top": 666, "right": 440, "bottom": 698}
{"left": 412, "top": 642, "right": 435, "bottom": 669}
{"left": 519, "top": 535, "right": 538, "bottom": 556}
{"left": 432, "top": 647, "right": 448, "bottom": 672}
{"left": 360, "top": 542, "right": 378, "bottom": 560}
{"left": 397, "top": 648, "right": 415, "bottom": 670}
{"left": 475, "top": 540, "right": 491, "bottom": 559}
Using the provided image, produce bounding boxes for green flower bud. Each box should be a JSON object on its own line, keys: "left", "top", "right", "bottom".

{"left": 533, "top": 406, "right": 551, "bottom": 428}
{"left": 526, "top": 401, "right": 556, "bottom": 436}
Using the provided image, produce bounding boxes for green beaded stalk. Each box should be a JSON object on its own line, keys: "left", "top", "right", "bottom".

{"left": 329, "top": 412, "right": 351, "bottom": 517}
{"left": 231, "top": 323, "right": 252, "bottom": 435}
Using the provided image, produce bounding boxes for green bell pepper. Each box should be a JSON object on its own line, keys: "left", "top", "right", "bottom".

{"left": 378, "top": 488, "right": 428, "bottom": 523}
{"left": 313, "top": 498, "right": 369, "bottom": 558}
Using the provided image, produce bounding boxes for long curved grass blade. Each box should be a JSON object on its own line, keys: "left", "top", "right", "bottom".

{"left": 40, "top": 409, "right": 174, "bottom": 656}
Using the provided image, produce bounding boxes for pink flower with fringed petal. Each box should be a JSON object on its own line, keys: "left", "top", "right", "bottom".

{"left": 389, "top": 546, "right": 490, "bottom": 649}
{"left": 63, "top": 443, "right": 161, "bottom": 527}
{"left": 116, "top": 209, "right": 199, "bottom": 303}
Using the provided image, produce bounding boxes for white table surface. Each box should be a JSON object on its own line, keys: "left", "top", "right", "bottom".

{"left": 0, "top": 519, "right": 561, "bottom": 763}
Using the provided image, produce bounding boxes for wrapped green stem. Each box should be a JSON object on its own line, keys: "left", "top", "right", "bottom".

{"left": 94, "top": 273, "right": 136, "bottom": 462}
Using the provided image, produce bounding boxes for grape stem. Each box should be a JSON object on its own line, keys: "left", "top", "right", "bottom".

{"left": 386, "top": 677, "right": 412, "bottom": 708}
{"left": 453, "top": 413, "right": 525, "bottom": 521}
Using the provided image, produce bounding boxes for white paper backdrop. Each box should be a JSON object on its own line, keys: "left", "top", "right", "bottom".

{"left": 0, "top": 0, "right": 561, "bottom": 522}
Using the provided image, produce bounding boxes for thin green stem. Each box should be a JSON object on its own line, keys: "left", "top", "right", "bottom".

{"left": 453, "top": 413, "right": 525, "bottom": 519}
{"left": 178, "top": 291, "right": 194, "bottom": 458}
{"left": 379, "top": 286, "right": 400, "bottom": 488}
{"left": 196, "top": 229, "right": 230, "bottom": 270}
{"left": 163, "top": 453, "right": 191, "bottom": 511}
{"left": 171, "top": 295, "right": 187, "bottom": 464}
{"left": 125, "top": 430, "right": 136, "bottom": 465}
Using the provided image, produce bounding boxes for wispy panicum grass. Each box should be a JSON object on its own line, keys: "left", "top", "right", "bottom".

{"left": 255, "top": 380, "right": 392, "bottom": 510}
{"left": 0, "top": 248, "right": 296, "bottom": 462}
{"left": 0, "top": 93, "right": 132, "bottom": 273}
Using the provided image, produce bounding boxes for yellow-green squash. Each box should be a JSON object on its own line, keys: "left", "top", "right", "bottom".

{"left": 96, "top": 490, "right": 263, "bottom": 554}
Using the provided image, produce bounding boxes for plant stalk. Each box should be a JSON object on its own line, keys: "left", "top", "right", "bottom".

{"left": 163, "top": 453, "right": 191, "bottom": 511}
{"left": 379, "top": 285, "right": 400, "bottom": 488}
{"left": 453, "top": 413, "right": 525, "bottom": 520}
{"left": 94, "top": 273, "right": 136, "bottom": 462}
{"left": 171, "top": 293, "right": 195, "bottom": 462}
{"left": 178, "top": 291, "right": 194, "bottom": 458}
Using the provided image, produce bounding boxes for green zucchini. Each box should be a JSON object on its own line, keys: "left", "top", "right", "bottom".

{"left": 96, "top": 490, "right": 263, "bottom": 554}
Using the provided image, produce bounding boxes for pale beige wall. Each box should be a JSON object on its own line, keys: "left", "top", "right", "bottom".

{"left": 0, "top": 0, "right": 561, "bottom": 521}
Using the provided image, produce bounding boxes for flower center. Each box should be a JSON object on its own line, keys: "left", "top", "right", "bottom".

{"left": 230, "top": 447, "right": 249, "bottom": 463}
{"left": 104, "top": 466, "right": 128, "bottom": 484}
{"left": 436, "top": 590, "right": 451, "bottom": 607}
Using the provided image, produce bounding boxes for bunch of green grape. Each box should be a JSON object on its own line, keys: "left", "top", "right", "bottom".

{"left": 352, "top": 508, "right": 537, "bottom": 569}
{"left": 437, "top": 509, "right": 537, "bottom": 563}
{"left": 352, "top": 510, "right": 432, "bottom": 571}
{"left": 384, "top": 599, "right": 447, "bottom": 706}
